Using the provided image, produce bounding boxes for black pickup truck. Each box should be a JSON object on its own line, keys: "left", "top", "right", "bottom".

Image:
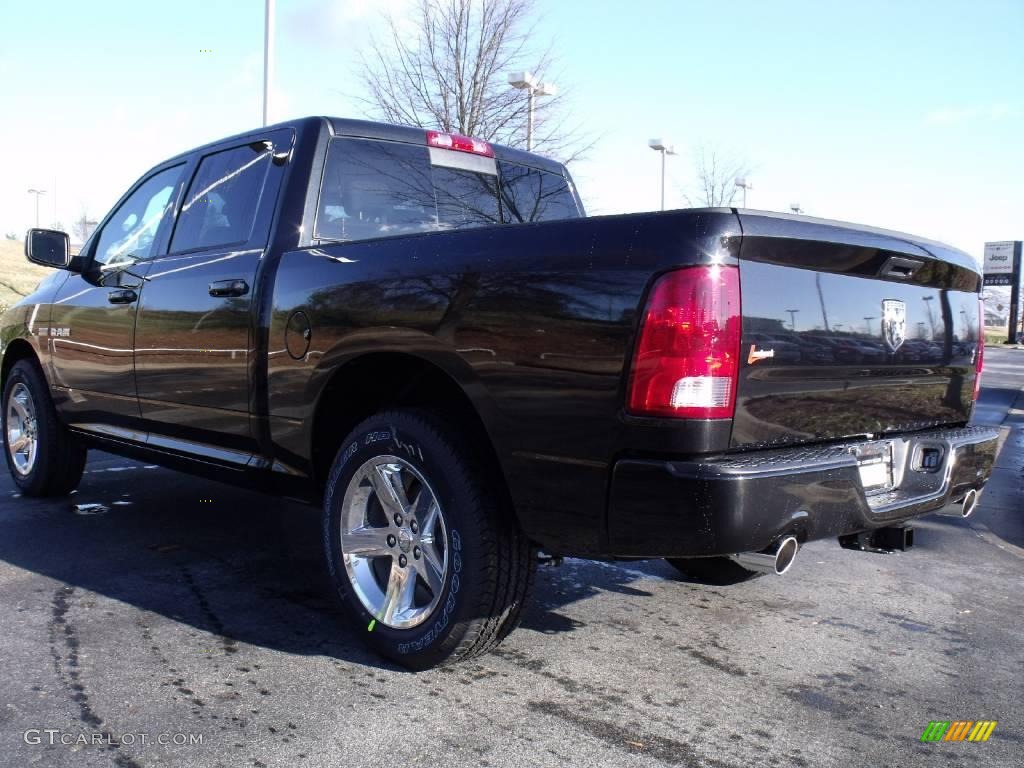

{"left": 2, "top": 117, "right": 998, "bottom": 669}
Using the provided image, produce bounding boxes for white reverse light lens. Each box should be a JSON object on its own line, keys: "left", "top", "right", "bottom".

{"left": 670, "top": 377, "right": 733, "bottom": 409}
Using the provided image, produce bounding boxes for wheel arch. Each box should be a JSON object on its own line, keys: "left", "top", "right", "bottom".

{"left": 1, "top": 338, "right": 43, "bottom": 393}
{"left": 308, "top": 348, "right": 514, "bottom": 517}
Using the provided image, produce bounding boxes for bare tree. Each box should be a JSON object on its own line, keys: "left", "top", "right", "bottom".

{"left": 357, "top": 0, "right": 588, "bottom": 161}
{"left": 681, "top": 145, "right": 752, "bottom": 208}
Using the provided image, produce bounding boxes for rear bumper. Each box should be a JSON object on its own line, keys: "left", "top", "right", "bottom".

{"left": 606, "top": 425, "right": 1000, "bottom": 557}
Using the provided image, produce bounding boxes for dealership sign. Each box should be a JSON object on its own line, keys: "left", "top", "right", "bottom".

{"left": 983, "top": 241, "right": 1020, "bottom": 287}
{"left": 984, "top": 241, "right": 1014, "bottom": 274}
{"left": 983, "top": 241, "right": 1021, "bottom": 343}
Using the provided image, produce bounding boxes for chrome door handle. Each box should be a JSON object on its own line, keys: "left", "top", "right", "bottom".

{"left": 209, "top": 279, "right": 249, "bottom": 298}
{"left": 107, "top": 289, "right": 138, "bottom": 304}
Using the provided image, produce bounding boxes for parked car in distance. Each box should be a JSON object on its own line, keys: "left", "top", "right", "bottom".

{"left": 749, "top": 333, "right": 802, "bottom": 363}
{"left": 781, "top": 334, "right": 834, "bottom": 364}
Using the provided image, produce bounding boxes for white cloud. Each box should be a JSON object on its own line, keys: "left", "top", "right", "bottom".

{"left": 925, "top": 103, "right": 1013, "bottom": 125}
{"left": 282, "top": 0, "right": 412, "bottom": 47}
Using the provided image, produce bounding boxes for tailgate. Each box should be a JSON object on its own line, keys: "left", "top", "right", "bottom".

{"left": 732, "top": 211, "right": 982, "bottom": 449}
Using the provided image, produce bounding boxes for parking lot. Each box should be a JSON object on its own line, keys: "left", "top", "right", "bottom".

{"left": 0, "top": 348, "right": 1021, "bottom": 768}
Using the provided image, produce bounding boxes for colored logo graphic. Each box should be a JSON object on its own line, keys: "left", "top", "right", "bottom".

{"left": 920, "top": 721, "right": 997, "bottom": 742}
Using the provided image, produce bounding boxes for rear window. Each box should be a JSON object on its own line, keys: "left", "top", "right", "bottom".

{"left": 315, "top": 137, "right": 579, "bottom": 243}
{"left": 432, "top": 166, "right": 502, "bottom": 230}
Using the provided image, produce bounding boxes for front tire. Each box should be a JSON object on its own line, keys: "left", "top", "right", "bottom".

{"left": 323, "top": 409, "right": 534, "bottom": 669}
{"left": 3, "top": 358, "right": 87, "bottom": 496}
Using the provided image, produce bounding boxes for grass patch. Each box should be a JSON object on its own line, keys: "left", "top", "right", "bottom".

{"left": 983, "top": 330, "right": 1023, "bottom": 345}
{"left": 0, "top": 240, "right": 57, "bottom": 312}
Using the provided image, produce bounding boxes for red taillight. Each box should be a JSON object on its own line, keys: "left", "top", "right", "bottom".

{"left": 973, "top": 298, "right": 984, "bottom": 401}
{"left": 426, "top": 130, "right": 494, "bottom": 157}
{"left": 627, "top": 265, "right": 742, "bottom": 419}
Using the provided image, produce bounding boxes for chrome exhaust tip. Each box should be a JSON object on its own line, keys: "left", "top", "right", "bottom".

{"left": 961, "top": 488, "right": 979, "bottom": 518}
{"left": 729, "top": 535, "right": 799, "bottom": 575}
{"left": 936, "top": 488, "right": 982, "bottom": 518}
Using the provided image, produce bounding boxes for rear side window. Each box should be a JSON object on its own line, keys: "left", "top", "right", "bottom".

{"left": 316, "top": 139, "right": 439, "bottom": 242}
{"left": 170, "top": 143, "right": 273, "bottom": 253}
{"left": 497, "top": 162, "right": 579, "bottom": 223}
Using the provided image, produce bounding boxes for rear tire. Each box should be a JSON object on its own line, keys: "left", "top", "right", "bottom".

{"left": 3, "top": 358, "right": 87, "bottom": 497}
{"left": 665, "top": 556, "right": 761, "bottom": 585}
{"left": 323, "top": 409, "right": 534, "bottom": 669}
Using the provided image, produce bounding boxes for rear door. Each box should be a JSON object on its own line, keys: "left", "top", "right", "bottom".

{"left": 133, "top": 129, "right": 292, "bottom": 462}
{"left": 733, "top": 212, "right": 982, "bottom": 448}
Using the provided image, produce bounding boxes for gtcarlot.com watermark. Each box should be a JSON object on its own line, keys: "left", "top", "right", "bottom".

{"left": 24, "top": 729, "right": 204, "bottom": 747}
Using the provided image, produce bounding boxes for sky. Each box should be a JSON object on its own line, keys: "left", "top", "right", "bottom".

{"left": 0, "top": 0, "right": 1021, "bottom": 262}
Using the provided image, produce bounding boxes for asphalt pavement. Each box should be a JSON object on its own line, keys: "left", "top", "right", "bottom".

{"left": 0, "top": 349, "right": 1021, "bottom": 768}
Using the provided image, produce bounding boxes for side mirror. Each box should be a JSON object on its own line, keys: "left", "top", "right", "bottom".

{"left": 25, "top": 228, "right": 71, "bottom": 269}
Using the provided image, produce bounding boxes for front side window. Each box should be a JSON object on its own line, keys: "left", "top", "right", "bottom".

{"left": 497, "top": 162, "right": 579, "bottom": 223}
{"left": 170, "top": 143, "right": 272, "bottom": 253}
{"left": 93, "top": 165, "right": 185, "bottom": 266}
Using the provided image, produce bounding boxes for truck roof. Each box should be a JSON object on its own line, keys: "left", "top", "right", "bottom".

{"left": 162, "top": 115, "right": 568, "bottom": 176}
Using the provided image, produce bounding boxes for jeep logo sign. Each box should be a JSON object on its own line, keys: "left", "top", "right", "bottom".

{"left": 984, "top": 241, "right": 1015, "bottom": 275}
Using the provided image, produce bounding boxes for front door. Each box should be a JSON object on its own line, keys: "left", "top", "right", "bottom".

{"left": 49, "top": 163, "right": 187, "bottom": 437}
{"left": 133, "top": 131, "right": 291, "bottom": 462}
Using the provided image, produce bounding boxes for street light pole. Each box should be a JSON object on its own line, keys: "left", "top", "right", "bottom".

{"left": 27, "top": 188, "right": 47, "bottom": 228}
{"left": 815, "top": 273, "right": 830, "bottom": 332}
{"left": 648, "top": 139, "right": 676, "bottom": 211}
{"left": 263, "top": 0, "right": 275, "bottom": 126}
{"left": 786, "top": 309, "right": 800, "bottom": 331}
{"left": 735, "top": 177, "right": 753, "bottom": 208}
{"left": 922, "top": 295, "right": 936, "bottom": 337}
{"left": 527, "top": 88, "right": 534, "bottom": 150}
{"left": 508, "top": 72, "right": 556, "bottom": 152}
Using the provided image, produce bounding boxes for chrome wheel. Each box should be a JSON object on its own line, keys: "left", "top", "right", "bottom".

{"left": 339, "top": 455, "right": 448, "bottom": 630}
{"left": 6, "top": 382, "right": 38, "bottom": 476}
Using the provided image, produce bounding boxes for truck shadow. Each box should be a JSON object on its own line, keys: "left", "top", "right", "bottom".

{"left": 971, "top": 386, "right": 1024, "bottom": 426}
{"left": 0, "top": 456, "right": 659, "bottom": 671}
{"left": 924, "top": 489, "right": 1024, "bottom": 551}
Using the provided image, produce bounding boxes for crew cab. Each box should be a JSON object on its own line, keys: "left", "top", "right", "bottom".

{"left": 1, "top": 116, "right": 998, "bottom": 668}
